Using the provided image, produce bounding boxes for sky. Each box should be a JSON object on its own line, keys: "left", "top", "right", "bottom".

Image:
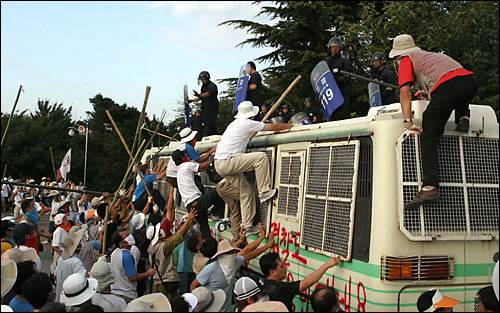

{"left": 1, "top": 1, "right": 275, "bottom": 123}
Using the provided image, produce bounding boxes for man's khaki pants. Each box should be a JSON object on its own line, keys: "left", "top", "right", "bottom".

{"left": 215, "top": 152, "right": 271, "bottom": 230}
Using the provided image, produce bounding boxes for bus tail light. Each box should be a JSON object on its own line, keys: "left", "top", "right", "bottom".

{"left": 381, "top": 256, "right": 454, "bottom": 281}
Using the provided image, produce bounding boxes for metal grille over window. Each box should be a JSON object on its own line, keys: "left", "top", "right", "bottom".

{"left": 301, "top": 141, "right": 360, "bottom": 260}
{"left": 381, "top": 256, "right": 454, "bottom": 281}
{"left": 397, "top": 133, "right": 499, "bottom": 241}
{"left": 277, "top": 152, "right": 304, "bottom": 218}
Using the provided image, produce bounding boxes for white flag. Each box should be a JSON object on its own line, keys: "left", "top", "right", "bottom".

{"left": 57, "top": 148, "right": 71, "bottom": 180}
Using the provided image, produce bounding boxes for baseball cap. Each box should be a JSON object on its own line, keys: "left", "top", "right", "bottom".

{"left": 13, "top": 223, "right": 36, "bottom": 243}
{"left": 417, "top": 289, "right": 460, "bottom": 312}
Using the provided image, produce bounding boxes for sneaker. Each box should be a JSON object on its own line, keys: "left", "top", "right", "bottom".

{"left": 259, "top": 189, "right": 277, "bottom": 203}
{"left": 455, "top": 117, "right": 469, "bottom": 132}
{"left": 41, "top": 240, "right": 49, "bottom": 244}
{"left": 244, "top": 225, "right": 260, "bottom": 236}
{"left": 404, "top": 188, "right": 440, "bottom": 210}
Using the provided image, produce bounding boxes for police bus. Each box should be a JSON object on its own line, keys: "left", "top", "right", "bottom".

{"left": 143, "top": 100, "right": 498, "bottom": 312}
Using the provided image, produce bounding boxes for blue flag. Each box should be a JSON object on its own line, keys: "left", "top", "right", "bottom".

{"left": 233, "top": 65, "right": 249, "bottom": 113}
{"left": 310, "top": 61, "right": 344, "bottom": 120}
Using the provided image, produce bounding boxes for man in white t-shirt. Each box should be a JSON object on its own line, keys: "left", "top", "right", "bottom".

{"left": 172, "top": 149, "right": 225, "bottom": 240}
{"left": 214, "top": 101, "right": 292, "bottom": 235}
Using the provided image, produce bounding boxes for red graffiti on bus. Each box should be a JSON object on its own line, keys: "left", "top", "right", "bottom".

{"left": 271, "top": 222, "right": 308, "bottom": 266}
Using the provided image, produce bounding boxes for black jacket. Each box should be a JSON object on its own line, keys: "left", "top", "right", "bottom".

{"left": 371, "top": 67, "right": 398, "bottom": 105}
{"left": 324, "top": 54, "right": 355, "bottom": 93}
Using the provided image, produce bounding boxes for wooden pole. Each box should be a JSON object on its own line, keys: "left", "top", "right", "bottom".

{"left": 261, "top": 75, "right": 302, "bottom": 123}
{"left": 101, "top": 138, "right": 146, "bottom": 255}
{"left": 49, "top": 147, "right": 58, "bottom": 180}
{"left": 131, "top": 86, "right": 151, "bottom": 157}
{"left": 105, "top": 110, "right": 152, "bottom": 198}
{"left": 1, "top": 85, "right": 23, "bottom": 147}
{"left": 143, "top": 127, "right": 178, "bottom": 141}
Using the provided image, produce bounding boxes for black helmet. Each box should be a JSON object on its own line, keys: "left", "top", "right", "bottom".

{"left": 198, "top": 71, "right": 210, "bottom": 80}
{"left": 326, "top": 37, "right": 343, "bottom": 49}
{"left": 281, "top": 104, "right": 289, "bottom": 109}
{"left": 262, "top": 103, "right": 269, "bottom": 110}
{"left": 372, "top": 52, "right": 386, "bottom": 63}
{"left": 304, "top": 98, "right": 312, "bottom": 105}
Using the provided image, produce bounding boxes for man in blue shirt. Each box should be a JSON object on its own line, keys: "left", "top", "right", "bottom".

{"left": 132, "top": 159, "right": 168, "bottom": 213}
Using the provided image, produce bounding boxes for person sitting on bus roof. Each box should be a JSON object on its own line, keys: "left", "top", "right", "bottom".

{"left": 311, "top": 286, "right": 344, "bottom": 312}
{"left": 214, "top": 101, "right": 291, "bottom": 236}
{"left": 259, "top": 252, "right": 341, "bottom": 312}
{"left": 417, "top": 288, "right": 460, "bottom": 312}
{"left": 303, "top": 98, "right": 319, "bottom": 123}
{"left": 278, "top": 104, "right": 292, "bottom": 123}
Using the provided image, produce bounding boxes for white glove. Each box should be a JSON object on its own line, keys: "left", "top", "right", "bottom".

{"left": 148, "top": 196, "right": 153, "bottom": 203}
{"left": 153, "top": 204, "right": 159, "bottom": 213}
{"left": 119, "top": 189, "right": 127, "bottom": 197}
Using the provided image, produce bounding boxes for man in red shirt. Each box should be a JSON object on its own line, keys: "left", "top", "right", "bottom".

{"left": 389, "top": 34, "right": 477, "bottom": 209}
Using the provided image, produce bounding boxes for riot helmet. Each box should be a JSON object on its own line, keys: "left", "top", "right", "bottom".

{"left": 198, "top": 71, "right": 210, "bottom": 85}
{"left": 371, "top": 52, "right": 387, "bottom": 71}
{"left": 326, "top": 37, "right": 343, "bottom": 49}
{"left": 281, "top": 104, "right": 289, "bottom": 110}
{"left": 304, "top": 98, "right": 312, "bottom": 106}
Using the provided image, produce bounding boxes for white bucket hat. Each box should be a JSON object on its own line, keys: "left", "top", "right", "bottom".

{"left": 61, "top": 225, "right": 86, "bottom": 259}
{"left": 191, "top": 287, "right": 226, "bottom": 312}
{"left": 48, "top": 190, "right": 60, "bottom": 197}
{"left": 59, "top": 273, "right": 98, "bottom": 307}
{"left": 146, "top": 224, "right": 155, "bottom": 241}
{"left": 0, "top": 305, "right": 13, "bottom": 312}
{"left": 210, "top": 239, "right": 241, "bottom": 260}
{"left": 1, "top": 260, "right": 17, "bottom": 298}
{"left": 89, "top": 261, "right": 119, "bottom": 293}
{"left": 54, "top": 213, "right": 66, "bottom": 226}
{"left": 235, "top": 101, "right": 259, "bottom": 119}
{"left": 182, "top": 293, "right": 198, "bottom": 312}
{"left": 132, "top": 213, "right": 146, "bottom": 230}
{"left": 1, "top": 247, "right": 38, "bottom": 265}
{"left": 125, "top": 293, "right": 172, "bottom": 312}
{"left": 389, "top": 34, "right": 421, "bottom": 58}
{"left": 179, "top": 127, "right": 198, "bottom": 144}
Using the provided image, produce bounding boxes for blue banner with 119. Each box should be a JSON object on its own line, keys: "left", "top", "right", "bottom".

{"left": 310, "top": 61, "right": 344, "bottom": 121}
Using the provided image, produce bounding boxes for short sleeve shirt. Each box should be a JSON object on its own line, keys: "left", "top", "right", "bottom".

{"left": 263, "top": 279, "right": 301, "bottom": 312}
{"left": 196, "top": 255, "right": 246, "bottom": 312}
{"left": 52, "top": 226, "right": 68, "bottom": 249}
{"left": 177, "top": 162, "right": 201, "bottom": 206}
{"left": 166, "top": 144, "right": 200, "bottom": 178}
{"left": 133, "top": 174, "right": 158, "bottom": 199}
{"left": 214, "top": 119, "right": 266, "bottom": 160}
{"left": 246, "top": 71, "right": 263, "bottom": 108}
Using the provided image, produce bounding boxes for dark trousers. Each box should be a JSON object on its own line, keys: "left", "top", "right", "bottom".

{"left": 202, "top": 110, "right": 218, "bottom": 137}
{"left": 421, "top": 75, "right": 477, "bottom": 187}
{"left": 137, "top": 258, "right": 146, "bottom": 296}
{"left": 187, "top": 189, "right": 225, "bottom": 240}
{"left": 178, "top": 272, "right": 196, "bottom": 295}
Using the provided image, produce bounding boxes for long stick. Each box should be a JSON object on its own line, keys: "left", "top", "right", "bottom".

{"left": 49, "top": 147, "right": 57, "bottom": 180}
{"left": 2, "top": 164, "right": 7, "bottom": 180}
{"left": 143, "top": 127, "right": 178, "bottom": 141}
{"left": 152, "top": 130, "right": 180, "bottom": 159}
{"left": 102, "top": 138, "right": 146, "bottom": 255}
{"left": 131, "top": 86, "right": 151, "bottom": 157}
{"left": 261, "top": 75, "right": 302, "bottom": 123}
{"left": 0, "top": 180, "right": 131, "bottom": 200}
{"left": 339, "top": 70, "right": 400, "bottom": 89}
{"left": 105, "top": 110, "right": 152, "bottom": 198}
{"left": 1, "top": 85, "right": 23, "bottom": 147}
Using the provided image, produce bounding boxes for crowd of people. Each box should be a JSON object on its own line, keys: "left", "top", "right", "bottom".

{"left": 1, "top": 34, "right": 495, "bottom": 312}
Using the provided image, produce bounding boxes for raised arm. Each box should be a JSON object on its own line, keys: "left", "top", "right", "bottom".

{"left": 263, "top": 123, "right": 293, "bottom": 132}
{"left": 237, "top": 223, "right": 264, "bottom": 256}
{"left": 241, "top": 230, "right": 274, "bottom": 262}
{"left": 299, "top": 256, "right": 340, "bottom": 292}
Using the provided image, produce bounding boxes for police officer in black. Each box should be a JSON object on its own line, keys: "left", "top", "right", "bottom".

{"left": 188, "top": 71, "right": 219, "bottom": 137}
{"left": 255, "top": 103, "right": 276, "bottom": 122}
{"left": 278, "top": 104, "right": 292, "bottom": 123}
{"left": 190, "top": 110, "right": 204, "bottom": 141}
{"left": 246, "top": 61, "right": 263, "bottom": 110}
{"left": 324, "top": 37, "right": 355, "bottom": 121}
{"left": 370, "top": 52, "right": 398, "bottom": 105}
{"left": 302, "top": 98, "right": 319, "bottom": 123}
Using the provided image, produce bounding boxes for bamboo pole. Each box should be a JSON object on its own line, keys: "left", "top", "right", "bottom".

{"left": 131, "top": 86, "right": 151, "bottom": 157}
{"left": 1, "top": 85, "right": 23, "bottom": 147}
{"left": 101, "top": 138, "right": 146, "bottom": 255}
{"left": 143, "top": 127, "right": 178, "bottom": 141}
{"left": 49, "top": 147, "right": 57, "bottom": 180}
{"left": 2, "top": 164, "right": 7, "bottom": 180}
{"left": 105, "top": 110, "right": 152, "bottom": 198}
{"left": 261, "top": 75, "right": 302, "bottom": 123}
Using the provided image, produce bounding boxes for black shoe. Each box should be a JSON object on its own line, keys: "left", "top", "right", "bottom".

{"left": 456, "top": 118, "right": 469, "bottom": 132}
{"left": 405, "top": 188, "right": 440, "bottom": 210}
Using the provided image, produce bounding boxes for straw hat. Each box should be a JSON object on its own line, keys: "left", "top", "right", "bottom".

{"left": 48, "top": 190, "right": 60, "bottom": 197}
{"left": 1, "top": 260, "right": 17, "bottom": 298}
{"left": 191, "top": 287, "right": 226, "bottom": 312}
{"left": 243, "top": 301, "right": 289, "bottom": 312}
{"left": 1, "top": 247, "right": 38, "bottom": 265}
{"left": 235, "top": 101, "right": 259, "bottom": 119}
{"left": 124, "top": 293, "right": 172, "bottom": 312}
{"left": 388, "top": 34, "right": 421, "bottom": 58}
{"left": 0, "top": 305, "right": 13, "bottom": 312}
{"left": 210, "top": 239, "right": 241, "bottom": 260}
{"left": 89, "top": 261, "right": 119, "bottom": 292}
{"left": 61, "top": 225, "right": 86, "bottom": 259}
{"left": 179, "top": 127, "right": 198, "bottom": 144}
{"left": 59, "top": 273, "right": 98, "bottom": 307}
